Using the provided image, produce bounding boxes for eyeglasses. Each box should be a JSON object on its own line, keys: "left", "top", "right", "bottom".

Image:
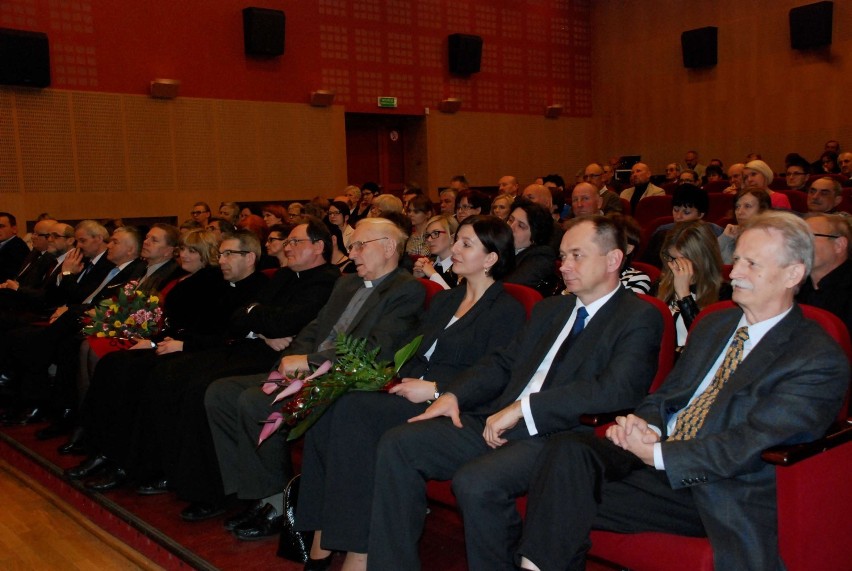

{"left": 582, "top": 173, "right": 602, "bottom": 180}
{"left": 661, "top": 252, "right": 684, "bottom": 263}
{"left": 808, "top": 188, "right": 835, "bottom": 196}
{"left": 48, "top": 232, "right": 67, "bottom": 239}
{"left": 424, "top": 230, "right": 447, "bottom": 240}
{"left": 672, "top": 206, "right": 696, "bottom": 215}
{"left": 457, "top": 204, "right": 476, "bottom": 211}
{"left": 786, "top": 171, "right": 806, "bottom": 177}
{"left": 282, "top": 238, "right": 316, "bottom": 247}
{"left": 218, "top": 250, "right": 251, "bottom": 258}
{"left": 266, "top": 236, "right": 287, "bottom": 243}
{"left": 328, "top": 210, "right": 342, "bottom": 216}
{"left": 349, "top": 237, "right": 388, "bottom": 251}
{"left": 34, "top": 233, "right": 51, "bottom": 238}
{"left": 190, "top": 210, "right": 209, "bottom": 216}
{"left": 813, "top": 233, "right": 840, "bottom": 239}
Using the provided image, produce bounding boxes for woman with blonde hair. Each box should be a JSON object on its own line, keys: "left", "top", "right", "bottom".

{"left": 655, "top": 220, "right": 728, "bottom": 347}
{"left": 490, "top": 193, "right": 514, "bottom": 221}
{"left": 413, "top": 214, "right": 460, "bottom": 289}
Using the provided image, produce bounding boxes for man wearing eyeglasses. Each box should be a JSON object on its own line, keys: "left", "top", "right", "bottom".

{"left": 784, "top": 158, "right": 811, "bottom": 192}
{"left": 796, "top": 214, "right": 852, "bottom": 334}
{"left": 189, "top": 202, "right": 212, "bottom": 227}
{"left": 202, "top": 217, "right": 425, "bottom": 538}
{"left": 807, "top": 177, "right": 848, "bottom": 215}
{"left": 583, "top": 163, "right": 622, "bottom": 214}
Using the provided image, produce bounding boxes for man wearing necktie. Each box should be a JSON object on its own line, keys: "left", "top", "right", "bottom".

{"left": 517, "top": 211, "right": 850, "bottom": 571}
{"left": 368, "top": 216, "right": 665, "bottom": 571}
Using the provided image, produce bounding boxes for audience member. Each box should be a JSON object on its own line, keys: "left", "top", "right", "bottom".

{"left": 296, "top": 216, "right": 524, "bottom": 570}
{"left": 570, "top": 182, "right": 603, "bottom": 217}
{"left": 655, "top": 220, "right": 726, "bottom": 346}
{"left": 368, "top": 215, "right": 663, "bottom": 570}
{"left": 413, "top": 215, "right": 459, "bottom": 289}
{"left": 449, "top": 175, "right": 469, "bottom": 192}
{"left": 369, "top": 194, "right": 404, "bottom": 219}
{"left": 684, "top": 150, "right": 705, "bottom": 178}
{"left": 456, "top": 189, "right": 490, "bottom": 222}
{"left": 784, "top": 158, "right": 811, "bottom": 192}
{"left": 349, "top": 182, "right": 378, "bottom": 226}
{"left": 498, "top": 175, "right": 519, "bottom": 198}
{"left": 744, "top": 159, "right": 791, "bottom": 209}
{"left": 704, "top": 164, "right": 724, "bottom": 183}
{"left": 664, "top": 163, "right": 681, "bottom": 183}
{"left": 190, "top": 202, "right": 212, "bottom": 227}
{"left": 797, "top": 214, "right": 852, "bottom": 333}
{"left": 264, "top": 223, "right": 294, "bottom": 268}
{"left": 621, "top": 163, "right": 665, "bottom": 212}
{"left": 583, "top": 163, "right": 622, "bottom": 213}
{"left": 287, "top": 202, "right": 305, "bottom": 224}
{"left": 723, "top": 162, "right": 745, "bottom": 195}
{"left": 718, "top": 188, "right": 771, "bottom": 263}
{"left": 0, "top": 212, "right": 30, "bottom": 282}
{"left": 343, "top": 185, "right": 362, "bottom": 212}
{"left": 678, "top": 169, "right": 700, "bottom": 186}
{"left": 838, "top": 152, "right": 852, "bottom": 185}
{"left": 218, "top": 202, "right": 240, "bottom": 225}
{"left": 517, "top": 211, "right": 848, "bottom": 571}
{"left": 438, "top": 187, "right": 458, "bottom": 215}
{"left": 817, "top": 150, "right": 840, "bottom": 174}
{"left": 641, "top": 185, "right": 722, "bottom": 267}
{"left": 608, "top": 213, "right": 652, "bottom": 294}
{"left": 206, "top": 217, "right": 235, "bottom": 242}
{"left": 505, "top": 199, "right": 558, "bottom": 296}
{"left": 327, "top": 200, "right": 354, "bottom": 249}
{"left": 490, "top": 193, "right": 514, "bottom": 221}
{"left": 260, "top": 204, "right": 287, "bottom": 227}
{"left": 405, "top": 195, "right": 433, "bottom": 257}
{"left": 203, "top": 217, "right": 424, "bottom": 538}
{"left": 807, "top": 176, "right": 849, "bottom": 215}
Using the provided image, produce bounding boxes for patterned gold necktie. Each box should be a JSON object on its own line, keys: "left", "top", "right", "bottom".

{"left": 670, "top": 326, "right": 749, "bottom": 441}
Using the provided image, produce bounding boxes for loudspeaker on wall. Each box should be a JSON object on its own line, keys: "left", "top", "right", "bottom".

{"left": 242, "top": 7, "right": 285, "bottom": 57}
{"left": 448, "top": 34, "right": 482, "bottom": 76}
{"left": 681, "top": 27, "right": 717, "bottom": 69}
{"left": 789, "top": 1, "right": 833, "bottom": 50}
{"left": 0, "top": 28, "right": 50, "bottom": 88}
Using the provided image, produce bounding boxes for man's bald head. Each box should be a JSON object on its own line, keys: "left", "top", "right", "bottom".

{"left": 571, "top": 183, "right": 603, "bottom": 217}
{"left": 583, "top": 164, "right": 605, "bottom": 190}
{"left": 522, "top": 184, "right": 553, "bottom": 211}
{"left": 629, "top": 163, "right": 651, "bottom": 186}
{"left": 498, "top": 175, "right": 519, "bottom": 197}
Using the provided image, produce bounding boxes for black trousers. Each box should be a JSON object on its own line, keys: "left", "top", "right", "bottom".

{"left": 517, "top": 432, "right": 705, "bottom": 571}
{"left": 368, "top": 414, "right": 547, "bottom": 571}
{"left": 129, "top": 341, "right": 277, "bottom": 502}
{"left": 295, "top": 391, "right": 426, "bottom": 553}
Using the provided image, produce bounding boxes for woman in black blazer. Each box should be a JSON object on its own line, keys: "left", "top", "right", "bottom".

{"left": 506, "top": 199, "right": 558, "bottom": 296}
{"left": 294, "top": 216, "right": 527, "bottom": 570}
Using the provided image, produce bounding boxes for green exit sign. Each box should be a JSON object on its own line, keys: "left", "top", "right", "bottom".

{"left": 377, "top": 96, "right": 398, "bottom": 108}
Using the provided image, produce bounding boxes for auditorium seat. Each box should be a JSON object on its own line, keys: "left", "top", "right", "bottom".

{"left": 706, "top": 192, "right": 731, "bottom": 223}
{"left": 417, "top": 278, "right": 444, "bottom": 309}
{"left": 502, "top": 282, "right": 543, "bottom": 319}
{"left": 631, "top": 261, "right": 660, "bottom": 284}
{"left": 701, "top": 180, "right": 728, "bottom": 193}
{"left": 633, "top": 196, "right": 672, "bottom": 229}
{"left": 778, "top": 189, "right": 808, "bottom": 213}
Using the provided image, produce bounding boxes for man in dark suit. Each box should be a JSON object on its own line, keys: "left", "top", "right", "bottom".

{"left": 0, "top": 212, "right": 30, "bottom": 282}
{"left": 517, "top": 211, "right": 849, "bottom": 571}
{"left": 2, "top": 225, "right": 146, "bottom": 425}
{"left": 199, "top": 217, "right": 425, "bottom": 535}
{"left": 367, "top": 216, "right": 664, "bottom": 570}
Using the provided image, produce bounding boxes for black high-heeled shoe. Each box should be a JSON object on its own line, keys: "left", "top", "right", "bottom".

{"left": 303, "top": 553, "right": 333, "bottom": 571}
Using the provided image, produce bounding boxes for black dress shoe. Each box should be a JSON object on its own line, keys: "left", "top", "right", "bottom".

{"left": 66, "top": 454, "right": 110, "bottom": 480}
{"left": 180, "top": 501, "right": 226, "bottom": 522}
{"left": 224, "top": 500, "right": 265, "bottom": 531}
{"left": 85, "top": 466, "right": 127, "bottom": 492}
{"left": 233, "top": 504, "right": 283, "bottom": 541}
{"left": 57, "top": 427, "right": 87, "bottom": 456}
{"left": 35, "top": 410, "right": 75, "bottom": 440}
{"left": 5, "top": 406, "right": 45, "bottom": 426}
{"left": 303, "top": 554, "right": 334, "bottom": 571}
{"left": 136, "top": 479, "right": 170, "bottom": 496}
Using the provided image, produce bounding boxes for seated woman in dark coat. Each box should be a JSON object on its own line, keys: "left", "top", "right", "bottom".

{"left": 293, "top": 216, "right": 526, "bottom": 571}
{"left": 506, "top": 199, "right": 558, "bottom": 296}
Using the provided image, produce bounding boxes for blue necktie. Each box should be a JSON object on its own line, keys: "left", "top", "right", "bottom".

{"left": 541, "top": 306, "right": 589, "bottom": 389}
{"left": 83, "top": 266, "right": 121, "bottom": 304}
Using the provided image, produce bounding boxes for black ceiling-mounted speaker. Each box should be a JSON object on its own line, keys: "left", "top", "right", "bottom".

{"left": 448, "top": 34, "right": 482, "bottom": 75}
{"left": 681, "top": 27, "right": 717, "bottom": 69}
{"left": 242, "top": 7, "right": 285, "bottom": 57}
{"left": 0, "top": 28, "right": 50, "bottom": 88}
{"left": 790, "top": 1, "right": 833, "bottom": 50}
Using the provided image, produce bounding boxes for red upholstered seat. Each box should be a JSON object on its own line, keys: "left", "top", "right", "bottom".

{"left": 618, "top": 197, "right": 631, "bottom": 216}
{"left": 501, "top": 282, "right": 542, "bottom": 320}
{"left": 633, "top": 195, "right": 673, "bottom": 229}
{"left": 706, "top": 192, "right": 731, "bottom": 223}
{"left": 588, "top": 302, "right": 852, "bottom": 571}
{"left": 630, "top": 261, "right": 660, "bottom": 284}
{"left": 777, "top": 189, "right": 808, "bottom": 213}
{"left": 261, "top": 267, "right": 277, "bottom": 278}
{"left": 417, "top": 278, "right": 444, "bottom": 309}
{"left": 701, "top": 180, "right": 729, "bottom": 193}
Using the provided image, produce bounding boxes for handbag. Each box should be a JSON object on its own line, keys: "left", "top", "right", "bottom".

{"left": 277, "top": 473, "right": 314, "bottom": 563}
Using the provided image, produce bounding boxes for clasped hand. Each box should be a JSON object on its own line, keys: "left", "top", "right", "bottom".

{"left": 606, "top": 413, "right": 659, "bottom": 466}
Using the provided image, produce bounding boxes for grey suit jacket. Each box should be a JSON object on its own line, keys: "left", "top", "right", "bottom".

{"left": 286, "top": 267, "right": 425, "bottom": 366}
{"left": 636, "top": 305, "right": 849, "bottom": 571}
{"left": 448, "top": 286, "right": 664, "bottom": 435}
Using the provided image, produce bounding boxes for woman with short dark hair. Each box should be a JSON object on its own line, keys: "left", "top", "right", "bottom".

{"left": 506, "top": 199, "right": 558, "bottom": 296}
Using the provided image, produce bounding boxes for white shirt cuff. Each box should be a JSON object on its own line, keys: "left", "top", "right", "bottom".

{"left": 653, "top": 442, "right": 665, "bottom": 470}
{"left": 521, "top": 396, "right": 538, "bottom": 436}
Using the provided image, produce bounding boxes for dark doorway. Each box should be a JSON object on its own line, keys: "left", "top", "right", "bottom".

{"left": 345, "top": 113, "right": 426, "bottom": 196}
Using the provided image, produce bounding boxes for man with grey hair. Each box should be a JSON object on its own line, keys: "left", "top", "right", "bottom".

{"left": 200, "top": 217, "right": 425, "bottom": 536}
{"left": 807, "top": 177, "right": 849, "bottom": 216}
{"left": 517, "top": 210, "right": 849, "bottom": 571}
{"left": 723, "top": 163, "right": 745, "bottom": 195}
{"left": 664, "top": 162, "right": 682, "bottom": 183}
{"left": 797, "top": 213, "right": 852, "bottom": 333}
{"left": 583, "top": 163, "right": 622, "bottom": 214}
{"left": 684, "top": 150, "right": 705, "bottom": 179}
{"left": 838, "top": 152, "right": 852, "bottom": 186}
{"left": 570, "top": 182, "right": 604, "bottom": 217}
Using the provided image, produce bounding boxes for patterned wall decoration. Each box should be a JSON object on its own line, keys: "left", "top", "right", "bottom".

{"left": 5, "top": 0, "right": 590, "bottom": 118}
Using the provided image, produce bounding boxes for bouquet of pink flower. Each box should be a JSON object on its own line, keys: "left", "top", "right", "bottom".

{"left": 81, "top": 280, "right": 163, "bottom": 339}
{"left": 259, "top": 333, "right": 422, "bottom": 443}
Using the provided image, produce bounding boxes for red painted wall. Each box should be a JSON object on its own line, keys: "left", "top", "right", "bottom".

{"left": 4, "top": 0, "right": 591, "bottom": 116}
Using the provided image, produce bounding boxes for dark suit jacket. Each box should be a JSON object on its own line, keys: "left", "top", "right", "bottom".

{"left": 55, "top": 250, "right": 115, "bottom": 307}
{"left": 138, "top": 259, "right": 184, "bottom": 295}
{"left": 506, "top": 245, "right": 558, "bottom": 297}
{"left": 0, "top": 236, "right": 30, "bottom": 282}
{"left": 16, "top": 250, "right": 56, "bottom": 289}
{"left": 287, "top": 268, "right": 425, "bottom": 366}
{"left": 636, "top": 305, "right": 849, "bottom": 570}
{"left": 400, "top": 282, "right": 525, "bottom": 391}
{"left": 448, "top": 286, "right": 664, "bottom": 435}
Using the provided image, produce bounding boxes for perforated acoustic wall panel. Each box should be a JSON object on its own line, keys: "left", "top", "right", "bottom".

{"left": 71, "top": 91, "right": 126, "bottom": 193}
{"left": 0, "top": 90, "right": 18, "bottom": 194}
{"left": 15, "top": 90, "right": 75, "bottom": 193}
